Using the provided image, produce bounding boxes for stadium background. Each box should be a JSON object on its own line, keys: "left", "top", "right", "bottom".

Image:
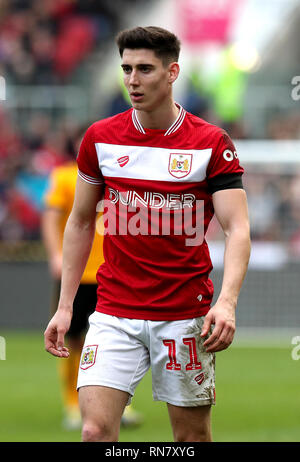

{"left": 0, "top": 0, "right": 299, "bottom": 442}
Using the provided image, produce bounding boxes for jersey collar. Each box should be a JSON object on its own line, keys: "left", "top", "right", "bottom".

{"left": 132, "top": 103, "right": 186, "bottom": 136}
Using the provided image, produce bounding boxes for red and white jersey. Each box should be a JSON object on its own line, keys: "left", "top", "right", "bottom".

{"left": 77, "top": 105, "right": 244, "bottom": 321}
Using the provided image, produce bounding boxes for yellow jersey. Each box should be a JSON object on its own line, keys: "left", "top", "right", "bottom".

{"left": 44, "top": 162, "right": 104, "bottom": 284}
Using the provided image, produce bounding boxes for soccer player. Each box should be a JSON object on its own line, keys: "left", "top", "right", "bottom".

{"left": 42, "top": 159, "right": 143, "bottom": 429}
{"left": 44, "top": 26, "right": 251, "bottom": 442}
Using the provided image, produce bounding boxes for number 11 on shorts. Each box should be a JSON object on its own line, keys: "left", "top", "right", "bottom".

{"left": 163, "top": 337, "right": 202, "bottom": 371}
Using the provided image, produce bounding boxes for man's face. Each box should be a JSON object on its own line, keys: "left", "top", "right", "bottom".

{"left": 121, "top": 48, "right": 174, "bottom": 112}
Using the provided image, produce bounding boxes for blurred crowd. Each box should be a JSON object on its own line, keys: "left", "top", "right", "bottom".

{"left": 266, "top": 110, "right": 300, "bottom": 140}
{"left": 245, "top": 169, "right": 300, "bottom": 246}
{"left": 0, "top": 1, "right": 300, "bottom": 257}
{"left": 0, "top": 0, "right": 140, "bottom": 242}
{"left": 0, "top": 107, "right": 85, "bottom": 240}
{"left": 0, "top": 0, "right": 144, "bottom": 84}
{"left": 206, "top": 168, "right": 300, "bottom": 259}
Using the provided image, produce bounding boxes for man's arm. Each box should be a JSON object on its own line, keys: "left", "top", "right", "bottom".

{"left": 44, "top": 176, "right": 103, "bottom": 357}
{"left": 201, "top": 188, "right": 251, "bottom": 353}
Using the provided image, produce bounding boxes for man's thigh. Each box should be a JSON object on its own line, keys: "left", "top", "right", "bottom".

{"left": 79, "top": 385, "right": 130, "bottom": 427}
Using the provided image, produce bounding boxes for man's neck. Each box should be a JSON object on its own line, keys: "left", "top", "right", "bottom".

{"left": 135, "top": 101, "right": 179, "bottom": 131}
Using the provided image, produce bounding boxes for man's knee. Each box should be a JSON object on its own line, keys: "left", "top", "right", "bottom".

{"left": 82, "top": 421, "right": 118, "bottom": 442}
{"left": 79, "top": 385, "right": 129, "bottom": 442}
{"left": 174, "top": 426, "right": 212, "bottom": 442}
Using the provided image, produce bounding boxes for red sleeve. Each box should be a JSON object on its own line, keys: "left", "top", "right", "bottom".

{"left": 206, "top": 130, "right": 244, "bottom": 180}
{"left": 76, "top": 124, "right": 104, "bottom": 185}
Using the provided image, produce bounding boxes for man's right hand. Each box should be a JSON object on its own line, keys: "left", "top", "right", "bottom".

{"left": 44, "top": 309, "right": 72, "bottom": 358}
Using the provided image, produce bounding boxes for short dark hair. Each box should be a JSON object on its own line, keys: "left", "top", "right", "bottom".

{"left": 116, "top": 26, "right": 181, "bottom": 65}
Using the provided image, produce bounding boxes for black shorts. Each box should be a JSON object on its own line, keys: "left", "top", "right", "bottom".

{"left": 52, "top": 281, "right": 98, "bottom": 338}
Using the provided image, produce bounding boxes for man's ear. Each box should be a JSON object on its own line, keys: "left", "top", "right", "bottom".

{"left": 168, "top": 62, "right": 180, "bottom": 84}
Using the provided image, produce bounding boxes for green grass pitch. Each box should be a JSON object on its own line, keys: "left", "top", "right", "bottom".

{"left": 0, "top": 330, "right": 299, "bottom": 442}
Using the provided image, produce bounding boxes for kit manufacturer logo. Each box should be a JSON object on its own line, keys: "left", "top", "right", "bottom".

{"left": 117, "top": 156, "right": 129, "bottom": 167}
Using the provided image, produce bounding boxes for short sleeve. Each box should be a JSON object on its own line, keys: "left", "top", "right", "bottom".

{"left": 76, "top": 124, "right": 104, "bottom": 185}
{"left": 206, "top": 130, "right": 244, "bottom": 180}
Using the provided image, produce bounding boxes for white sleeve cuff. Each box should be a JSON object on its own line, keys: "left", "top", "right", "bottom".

{"left": 78, "top": 170, "right": 103, "bottom": 185}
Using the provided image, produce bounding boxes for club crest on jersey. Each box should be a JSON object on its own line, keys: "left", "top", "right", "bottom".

{"left": 168, "top": 153, "right": 192, "bottom": 179}
{"left": 80, "top": 345, "right": 98, "bottom": 370}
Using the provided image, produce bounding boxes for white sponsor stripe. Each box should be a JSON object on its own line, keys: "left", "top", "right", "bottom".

{"left": 95, "top": 143, "right": 212, "bottom": 183}
{"left": 78, "top": 170, "right": 103, "bottom": 185}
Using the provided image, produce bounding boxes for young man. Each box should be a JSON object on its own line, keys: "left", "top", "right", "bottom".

{"left": 44, "top": 26, "right": 251, "bottom": 442}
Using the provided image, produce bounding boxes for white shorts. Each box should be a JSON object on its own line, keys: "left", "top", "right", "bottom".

{"left": 77, "top": 312, "right": 216, "bottom": 407}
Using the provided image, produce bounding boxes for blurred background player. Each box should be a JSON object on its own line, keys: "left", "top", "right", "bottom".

{"left": 41, "top": 133, "right": 143, "bottom": 430}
